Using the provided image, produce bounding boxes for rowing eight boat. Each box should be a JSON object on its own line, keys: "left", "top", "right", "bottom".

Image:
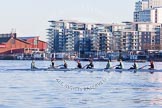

{"left": 6, "top": 68, "right": 162, "bottom": 72}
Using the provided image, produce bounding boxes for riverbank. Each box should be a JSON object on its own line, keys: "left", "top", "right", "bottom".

{"left": 1, "top": 54, "right": 162, "bottom": 62}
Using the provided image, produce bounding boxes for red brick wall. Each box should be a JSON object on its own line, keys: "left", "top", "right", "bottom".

{"left": 26, "top": 37, "right": 39, "bottom": 49}
{"left": 0, "top": 37, "right": 47, "bottom": 54}
{"left": 38, "top": 40, "right": 47, "bottom": 51}
{"left": 25, "top": 37, "right": 47, "bottom": 51}
{"left": 0, "top": 38, "right": 30, "bottom": 54}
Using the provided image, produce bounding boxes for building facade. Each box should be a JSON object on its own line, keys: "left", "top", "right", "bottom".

{"left": 0, "top": 34, "right": 47, "bottom": 59}
{"left": 47, "top": 20, "right": 113, "bottom": 58}
{"left": 134, "top": 0, "right": 162, "bottom": 23}
{"left": 121, "top": 22, "right": 162, "bottom": 51}
{"left": 19, "top": 36, "right": 47, "bottom": 53}
{"left": 148, "top": 0, "right": 162, "bottom": 8}
{"left": 0, "top": 36, "right": 30, "bottom": 54}
{"left": 47, "top": 19, "right": 162, "bottom": 59}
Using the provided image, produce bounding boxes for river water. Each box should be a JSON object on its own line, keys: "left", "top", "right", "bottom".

{"left": 0, "top": 60, "right": 162, "bottom": 108}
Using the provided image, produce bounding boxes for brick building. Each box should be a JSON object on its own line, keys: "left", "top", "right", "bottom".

{"left": 0, "top": 34, "right": 47, "bottom": 59}
{"left": 18, "top": 36, "right": 47, "bottom": 53}
{"left": 0, "top": 36, "right": 30, "bottom": 54}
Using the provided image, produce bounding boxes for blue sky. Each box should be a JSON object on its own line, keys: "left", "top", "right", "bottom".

{"left": 0, "top": 0, "right": 137, "bottom": 41}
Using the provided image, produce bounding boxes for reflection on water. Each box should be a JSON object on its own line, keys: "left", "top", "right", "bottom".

{"left": 0, "top": 60, "right": 162, "bottom": 108}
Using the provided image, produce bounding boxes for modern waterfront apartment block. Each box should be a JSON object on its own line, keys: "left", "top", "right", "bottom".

{"left": 134, "top": 0, "right": 162, "bottom": 23}
{"left": 122, "top": 22, "right": 162, "bottom": 51}
{"left": 47, "top": 20, "right": 162, "bottom": 58}
{"left": 47, "top": 20, "right": 113, "bottom": 57}
{"left": 108, "top": 24, "right": 125, "bottom": 51}
{"left": 148, "top": 0, "right": 162, "bottom": 8}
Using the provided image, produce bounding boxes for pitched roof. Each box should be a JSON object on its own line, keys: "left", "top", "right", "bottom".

{"left": 15, "top": 38, "right": 30, "bottom": 44}
{"left": 0, "top": 37, "right": 11, "bottom": 44}
{"left": 38, "top": 40, "right": 47, "bottom": 43}
{"left": 0, "top": 37, "right": 30, "bottom": 44}
{"left": 18, "top": 36, "right": 38, "bottom": 40}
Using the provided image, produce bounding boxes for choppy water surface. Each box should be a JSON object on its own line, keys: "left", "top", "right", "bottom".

{"left": 0, "top": 60, "right": 162, "bottom": 108}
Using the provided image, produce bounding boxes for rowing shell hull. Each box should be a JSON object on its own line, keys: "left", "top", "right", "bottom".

{"left": 6, "top": 68, "right": 162, "bottom": 72}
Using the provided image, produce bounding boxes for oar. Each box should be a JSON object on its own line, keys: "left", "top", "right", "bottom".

{"left": 31, "top": 67, "right": 38, "bottom": 69}
{"left": 110, "top": 65, "right": 117, "bottom": 69}
{"left": 48, "top": 64, "right": 63, "bottom": 69}
{"left": 138, "top": 65, "right": 149, "bottom": 70}
{"left": 104, "top": 65, "right": 117, "bottom": 70}
{"left": 55, "top": 64, "right": 64, "bottom": 68}
{"left": 128, "top": 65, "right": 135, "bottom": 70}
{"left": 82, "top": 64, "right": 88, "bottom": 69}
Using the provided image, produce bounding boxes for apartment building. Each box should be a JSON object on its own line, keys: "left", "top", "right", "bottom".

{"left": 148, "top": 0, "right": 162, "bottom": 8}
{"left": 107, "top": 24, "right": 125, "bottom": 51}
{"left": 47, "top": 20, "right": 112, "bottom": 57}
{"left": 47, "top": 19, "right": 162, "bottom": 59}
{"left": 137, "top": 22, "right": 162, "bottom": 50}
{"left": 134, "top": 0, "right": 162, "bottom": 23}
{"left": 121, "top": 22, "right": 162, "bottom": 51}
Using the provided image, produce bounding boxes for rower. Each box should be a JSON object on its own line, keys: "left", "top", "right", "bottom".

{"left": 51, "top": 54, "right": 55, "bottom": 68}
{"left": 105, "top": 60, "right": 111, "bottom": 69}
{"left": 86, "top": 60, "right": 94, "bottom": 69}
{"left": 31, "top": 60, "right": 36, "bottom": 69}
{"left": 116, "top": 59, "right": 124, "bottom": 69}
{"left": 130, "top": 61, "right": 138, "bottom": 69}
{"left": 77, "top": 60, "right": 82, "bottom": 69}
{"left": 149, "top": 60, "right": 154, "bottom": 69}
{"left": 63, "top": 60, "right": 67, "bottom": 69}
{"left": 57, "top": 60, "right": 67, "bottom": 69}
